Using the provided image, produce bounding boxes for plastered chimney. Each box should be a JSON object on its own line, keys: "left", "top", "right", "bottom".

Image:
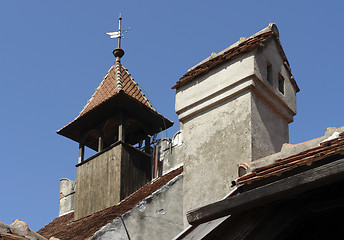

{"left": 59, "top": 178, "right": 75, "bottom": 216}
{"left": 173, "top": 24, "right": 299, "bottom": 224}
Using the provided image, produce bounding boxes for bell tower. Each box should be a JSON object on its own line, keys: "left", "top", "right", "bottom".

{"left": 57, "top": 16, "right": 173, "bottom": 220}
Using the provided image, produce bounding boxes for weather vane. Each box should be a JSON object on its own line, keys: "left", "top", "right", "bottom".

{"left": 105, "top": 14, "right": 130, "bottom": 52}
{"left": 105, "top": 14, "right": 130, "bottom": 92}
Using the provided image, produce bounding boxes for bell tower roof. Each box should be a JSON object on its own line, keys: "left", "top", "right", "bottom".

{"left": 57, "top": 64, "right": 173, "bottom": 144}
{"left": 79, "top": 64, "right": 155, "bottom": 117}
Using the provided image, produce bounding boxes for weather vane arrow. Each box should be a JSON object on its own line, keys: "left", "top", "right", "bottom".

{"left": 105, "top": 31, "right": 121, "bottom": 39}
{"left": 105, "top": 13, "right": 130, "bottom": 50}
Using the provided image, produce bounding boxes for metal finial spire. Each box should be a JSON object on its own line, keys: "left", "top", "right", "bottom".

{"left": 106, "top": 14, "right": 127, "bottom": 92}
{"left": 105, "top": 14, "right": 128, "bottom": 59}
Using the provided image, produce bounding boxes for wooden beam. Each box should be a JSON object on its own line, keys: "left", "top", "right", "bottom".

{"left": 187, "top": 156, "right": 344, "bottom": 225}
{"left": 118, "top": 111, "right": 125, "bottom": 142}
{"left": 144, "top": 136, "right": 151, "bottom": 154}
{"left": 98, "top": 136, "right": 103, "bottom": 152}
{"left": 78, "top": 143, "right": 85, "bottom": 164}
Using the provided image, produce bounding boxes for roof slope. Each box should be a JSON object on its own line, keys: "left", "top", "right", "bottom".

{"left": 79, "top": 65, "right": 154, "bottom": 118}
{"left": 38, "top": 166, "right": 183, "bottom": 240}
{"left": 172, "top": 23, "right": 299, "bottom": 92}
{"left": 236, "top": 132, "right": 344, "bottom": 186}
{"left": 57, "top": 63, "right": 173, "bottom": 142}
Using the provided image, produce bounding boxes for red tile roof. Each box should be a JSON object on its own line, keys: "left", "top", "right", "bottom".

{"left": 236, "top": 132, "right": 344, "bottom": 186}
{"left": 38, "top": 166, "right": 183, "bottom": 240}
{"left": 79, "top": 64, "right": 154, "bottom": 118}
{"left": 172, "top": 23, "right": 299, "bottom": 93}
{"left": 57, "top": 63, "right": 173, "bottom": 142}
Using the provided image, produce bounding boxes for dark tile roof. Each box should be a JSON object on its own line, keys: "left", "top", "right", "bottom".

{"left": 172, "top": 23, "right": 299, "bottom": 93}
{"left": 38, "top": 166, "right": 183, "bottom": 240}
{"left": 236, "top": 132, "right": 344, "bottom": 186}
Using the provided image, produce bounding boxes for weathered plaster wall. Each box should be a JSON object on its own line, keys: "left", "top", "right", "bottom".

{"left": 181, "top": 90, "right": 252, "bottom": 224}
{"left": 254, "top": 39, "right": 297, "bottom": 114}
{"left": 91, "top": 174, "right": 184, "bottom": 240}
{"left": 175, "top": 40, "right": 297, "bottom": 226}
{"left": 251, "top": 92, "right": 289, "bottom": 160}
{"left": 59, "top": 178, "right": 75, "bottom": 217}
{"left": 160, "top": 130, "right": 184, "bottom": 175}
{"left": 175, "top": 53, "right": 255, "bottom": 122}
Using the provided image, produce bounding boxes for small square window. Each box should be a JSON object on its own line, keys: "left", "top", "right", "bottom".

{"left": 278, "top": 74, "right": 285, "bottom": 94}
{"left": 267, "top": 63, "right": 273, "bottom": 85}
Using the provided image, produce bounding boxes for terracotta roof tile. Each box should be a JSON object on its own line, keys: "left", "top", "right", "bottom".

{"left": 172, "top": 23, "right": 299, "bottom": 93}
{"left": 79, "top": 65, "right": 154, "bottom": 118}
{"left": 38, "top": 166, "right": 183, "bottom": 240}
{"left": 236, "top": 135, "right": 344, "bottom": 186}
{"left": 57, "top": 63, "right": 174, "bottom": 140}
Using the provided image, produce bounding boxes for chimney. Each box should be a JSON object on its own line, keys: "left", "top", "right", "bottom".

{"left": 59, "top": 178, "right": 75, "bottom": 216}
{"left": 173, "top": 23, "right": 299, "bottom": 224}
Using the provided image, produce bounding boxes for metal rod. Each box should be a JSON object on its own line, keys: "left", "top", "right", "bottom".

{"left": 120, "top": 215, "right": 131, "bottom": 240}
{"left": 118, "top": 14, "right": 122, "bottom": 49}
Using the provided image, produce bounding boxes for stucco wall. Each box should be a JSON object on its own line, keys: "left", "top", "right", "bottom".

{"left": 91, "top": 174, "right": 184, "bottom": 240}
{"left": 175, "top": 40, "right": 297, "bottom": 226}
{"left": 251, "top": 91, "right": 289, "bottom": 160}
{"left": 253, "top": 39, "right": 297, "bottom": 115}
{"left": 175, "top": 52, "right": 255, "bottom": 122}
{"left": 181, "top": 90, "right": 252, "bottom": 224}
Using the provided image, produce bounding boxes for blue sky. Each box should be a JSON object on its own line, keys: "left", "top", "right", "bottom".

{"left": 1, "top": 0, "right": 343, "bottom": 231}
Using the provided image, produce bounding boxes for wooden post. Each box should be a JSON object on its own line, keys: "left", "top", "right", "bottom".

{"left": 97, "top": 126, "right": 104, "bottom": 152}
{"left": 145, "top": 136, "right": 151, "bottom": 154}
{"left": 78, "top": 143, "right": 85, "bottom": 164}
{"left": 118, "top": 111, "right": 125, "bottom": 142}
{"left": 98, "top": 136, "right": 103, "bottom": 152}
{"left": 153, "top": 144, "right": 159, "bottom": 178}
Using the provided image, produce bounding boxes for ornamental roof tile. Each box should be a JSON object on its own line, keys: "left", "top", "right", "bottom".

{"left": 79, "top": 64, "right": 154, "bottom": 118}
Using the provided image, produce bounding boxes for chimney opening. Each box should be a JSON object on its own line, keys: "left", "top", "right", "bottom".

{"left": 278, "top": 73, "right": 285, "bottom": 94}
{"left": 267, "top": 62, "right": 273, "bottom": 86}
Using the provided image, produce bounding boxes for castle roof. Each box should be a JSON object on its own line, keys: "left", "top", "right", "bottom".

{"left": 172, "top": 23, "right": 299, "bottom": 93}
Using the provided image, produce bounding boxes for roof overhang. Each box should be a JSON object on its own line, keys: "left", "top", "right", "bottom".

{"left": 186, "top": 153, "right": 344, "bottom": 226}
{"left": 57, "top": 91, "right": 173, "bottom": 143}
